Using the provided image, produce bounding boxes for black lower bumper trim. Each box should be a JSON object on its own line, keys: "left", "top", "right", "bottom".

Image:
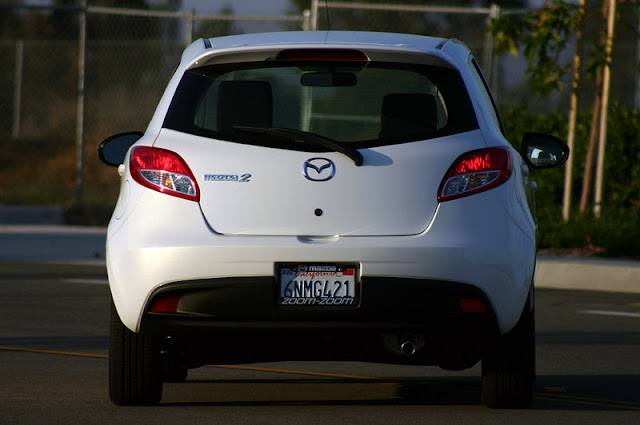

{"left": 137, "top": 276, "right": 502, "bottom": 366}
{"left": 139, "top": 276, "right": 498, "bottom": 335}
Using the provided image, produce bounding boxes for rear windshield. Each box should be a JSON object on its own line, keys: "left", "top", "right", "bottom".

{"left": 163, "top": 60, "right": 478, "bottom": 150}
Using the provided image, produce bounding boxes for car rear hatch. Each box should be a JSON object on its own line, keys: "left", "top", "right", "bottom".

{"left": 156, "top": 129, "right": 483, "bottom": 236}
{"left": 159, "top": 44, "right": 481, "bottom": 236}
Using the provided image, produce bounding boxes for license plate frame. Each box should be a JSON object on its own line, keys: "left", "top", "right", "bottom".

{"left": 276, "top": 263, "right": 360, "bottom": 308}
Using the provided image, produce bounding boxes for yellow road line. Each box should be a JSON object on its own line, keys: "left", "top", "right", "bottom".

{"left": 0, "top": 346, "right": 392, "bottom": 385}
{"left": 535, "top": 393, "right": 640, "bottom": 410}
{"left": 0, "top": 345, "right": 108, "bottom": 359}
{"left": 207, "top": 364, "right": 395, "bottom": 384}
{"left": 2, "top": 345, "right": 638, "bottom": 409}
{"left": 0, "top": 346, "right": 380, "bottom": 382}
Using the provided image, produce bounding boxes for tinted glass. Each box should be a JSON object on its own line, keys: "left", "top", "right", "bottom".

{"left": 163, "top": 61, "right": 478, "bottom": 150}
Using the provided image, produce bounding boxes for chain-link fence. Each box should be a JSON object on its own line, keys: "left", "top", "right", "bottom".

{"left": 0, "top": 4, "right": 310, "bottom": 218}
{"left": 311, "top": 2, "right": 499, "bottom": 70}
{"left": 0, "top": 2, "right": 637, "bottom": 221}
{"left": 1, "top": 5, "right": 80, "bottom": 212}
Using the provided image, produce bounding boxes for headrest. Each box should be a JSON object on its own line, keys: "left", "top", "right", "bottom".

{"left": 380, "top": 93, "right": 437, "bottom": 139}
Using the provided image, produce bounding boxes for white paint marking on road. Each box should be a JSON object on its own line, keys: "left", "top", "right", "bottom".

{"left": 59, "top": 279, "right": 109, "bottom": 285}
{"left": 578, "top": 310, "right": 640, "bottom": 319}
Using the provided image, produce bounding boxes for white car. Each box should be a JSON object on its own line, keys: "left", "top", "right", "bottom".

{"left": 99, "top": 31, "right": 568, "bottom": 408}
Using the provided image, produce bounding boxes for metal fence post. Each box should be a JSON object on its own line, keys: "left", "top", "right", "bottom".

{"left": 311, "top": 0, "right": 319, "bottom": 30}
{"left": 75, "top": 0, "right": 87, "bottom": 208}
{"left": 303, "top": 9, "right": 311, "bottom": 31}
{"left": 12, "top": 40, "right": 24, "bottom": 139}
{"left": 484, "top": 3, "right": 500, "bottom": 98}
{"left": 188, "top": 8, "right": 194, "bottom": 45}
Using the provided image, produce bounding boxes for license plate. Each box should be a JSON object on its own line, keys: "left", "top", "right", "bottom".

{"left": 277, "top": 263, "right": 359, "bottom": 307}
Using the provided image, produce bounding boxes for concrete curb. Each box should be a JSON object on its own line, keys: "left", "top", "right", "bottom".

{"left": 0, "top": 225, "right": 106, "bottom": 264}
{"left": 1, "top": 225, "right": 639, "bottom": 293}
{"left": 535, "top": 255, "right": 640, "bottom": 294}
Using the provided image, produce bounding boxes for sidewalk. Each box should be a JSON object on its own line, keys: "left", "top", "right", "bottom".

{"left": 0, "top": 225, "right": 639, "bottom": 293}
{"left": 0, "top": 225, "right": 106, "bottom": 265}
{"left": 535, "top": 255, "right": 640, "bottom": 294}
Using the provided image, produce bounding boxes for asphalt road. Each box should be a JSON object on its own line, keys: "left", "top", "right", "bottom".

{"left": 1, "top": 261, "right": 639, "bottom": 424}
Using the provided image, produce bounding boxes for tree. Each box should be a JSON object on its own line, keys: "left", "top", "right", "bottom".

{"left": 488, "top": 0, "right": 626, "bottom": 219}
{"left": 488, "top": 1, "right": 581, "bottom": 96}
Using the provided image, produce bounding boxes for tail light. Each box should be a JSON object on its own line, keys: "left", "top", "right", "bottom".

{"left": 438, "top": 147, "right": 512, "bottom": 202}
{"left": 130, "top": 146, "right": 200, "bottom": 202}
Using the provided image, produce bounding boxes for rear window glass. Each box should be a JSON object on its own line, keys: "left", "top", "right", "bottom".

{"left": 163, "top": 60, "right": 478, "bottom": 150}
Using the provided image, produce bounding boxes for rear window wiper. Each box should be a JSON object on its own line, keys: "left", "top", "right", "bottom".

{"left": 233, "top": 126, "right": 364, "bottom": 166}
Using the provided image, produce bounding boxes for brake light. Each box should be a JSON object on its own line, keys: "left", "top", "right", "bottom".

{"left": 130, "top": 146, "right": 200, "bottom": 202}
{"left": 438, "top": 147, "right": 512, "bottom": 202}
{"left": 275, "top": 49, "right": 369, "bottom": 61}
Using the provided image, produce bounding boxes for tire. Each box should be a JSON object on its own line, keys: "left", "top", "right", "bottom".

{"left": 109, "top": 300, "right": 162, "bottom": 405}
{"left": 481, "top": 291, "right": 535, "bottom": 409}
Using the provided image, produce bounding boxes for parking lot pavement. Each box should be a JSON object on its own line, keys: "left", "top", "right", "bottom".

{"left": 1, "top": 225, "right": 639, "bottom": 293}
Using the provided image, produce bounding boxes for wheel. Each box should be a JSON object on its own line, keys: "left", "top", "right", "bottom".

{"left": 109, "top": 300, "right": 162, "bottom": 405}
{"left": 481, "top": 291, "right": 535, "bottom": 408}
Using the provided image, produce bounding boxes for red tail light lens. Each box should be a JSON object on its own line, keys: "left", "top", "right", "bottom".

{"left": 130, "top": 146, "right": 200, "bottom": 202}
{"left": 438, "top": 147, "right": 512, "bottom": 202}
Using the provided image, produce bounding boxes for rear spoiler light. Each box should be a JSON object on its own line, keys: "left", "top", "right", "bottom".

{"left": 274, "top": 49, "right": 369, "bottom": 62}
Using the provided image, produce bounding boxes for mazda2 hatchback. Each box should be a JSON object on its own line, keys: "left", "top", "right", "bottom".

{"left": 99, "top": 31, "right": 568, "bottom": 408}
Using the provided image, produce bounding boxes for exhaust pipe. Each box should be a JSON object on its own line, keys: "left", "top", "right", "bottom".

{"left": 400, "top": 339, "right": 416, "bottom": 356}
{"left": 380, "top": 333, "right": 425, "bottom": 357}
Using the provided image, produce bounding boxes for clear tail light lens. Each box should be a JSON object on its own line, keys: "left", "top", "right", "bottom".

{"left": 438, "top": 147, "right": 512, "bottom": 202}
{"left": 130, "top": 146, "right": 200, "bottom": 202}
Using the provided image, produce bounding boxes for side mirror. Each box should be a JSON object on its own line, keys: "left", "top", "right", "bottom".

{"left": 520, "top": 132, "right": 569, "bottom": 169}
{"left": 98, "top": 132, "right": 143, "bottom": 167}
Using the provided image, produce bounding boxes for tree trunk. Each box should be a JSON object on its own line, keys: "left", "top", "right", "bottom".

{"left": 579, "top": 0, "right": 609, "bottom": 214}
{"left": 579, "top": 69, "right": 603, "bottom": 214}
{"left": 563, "top": 0, "right": 586, "bottom": 221}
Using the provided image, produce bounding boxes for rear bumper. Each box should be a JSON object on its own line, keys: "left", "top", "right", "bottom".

{"left": 140, "top": 276, "right": 500, "bottom": 365}
{"left": 140, "top": 276, "right": 497, "bottom": 332}
{"left": 107, "top": 186, "right": 535, "bottom": 336}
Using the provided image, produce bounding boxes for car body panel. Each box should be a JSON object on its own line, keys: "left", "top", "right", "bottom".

{"left": 101, "top": 31, "right": 562, "bottom": 370}
{"left": 107, "top": 177, "right": 534, "bottom": 335}
{"left": 152, "top": 128, "right": 488, "bottom": 236}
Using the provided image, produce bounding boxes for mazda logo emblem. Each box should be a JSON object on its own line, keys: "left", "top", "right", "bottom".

{"left": 303, "top": 158, "right": 336, "bottom": 182}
